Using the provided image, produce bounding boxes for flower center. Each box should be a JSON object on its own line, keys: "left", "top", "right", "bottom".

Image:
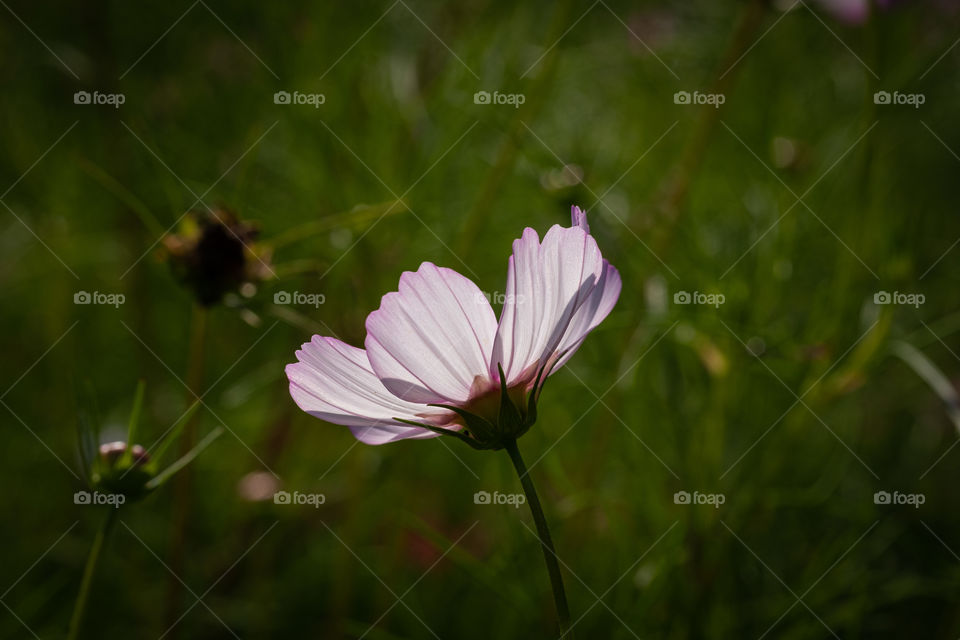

{"left": 458, "top": 383, "right": 525, "bottom": 426}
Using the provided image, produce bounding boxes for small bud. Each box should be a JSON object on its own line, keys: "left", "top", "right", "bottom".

{"left": 91, "top": 441, "right": 155, "bottom": 502}
{"left": 98, "top": 441, "right": 150, "bottom": 466}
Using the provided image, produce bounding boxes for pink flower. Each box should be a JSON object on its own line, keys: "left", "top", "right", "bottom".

{"left": 286, "top": 206, "right": 621, "bottom": 448}
{"left": 813, "top": 0, "right": 870, "bottom": 24}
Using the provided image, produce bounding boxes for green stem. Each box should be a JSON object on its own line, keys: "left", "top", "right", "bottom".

{"left": 504, "top": 439, "right": 572, "bottom": 638}
{"left": 165, "top": 304, "right": 207, "bottom": 629}
{"left": 68, "top": 508, "right": 118, "bottom": 640}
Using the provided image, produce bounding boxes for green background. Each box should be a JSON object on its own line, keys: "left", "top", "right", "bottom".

{"left": 2, "top": 0, "right": 959, "bottom": 637}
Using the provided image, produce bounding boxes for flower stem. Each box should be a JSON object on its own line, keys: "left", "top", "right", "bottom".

{"left": 68, "top": 508, "right": 118, "bottom": 640}
{"left": 504, "top": 439, "right": 572, "bottom": 638}
{"left": 165, "top": 303, "right": 207, "bottom": 629}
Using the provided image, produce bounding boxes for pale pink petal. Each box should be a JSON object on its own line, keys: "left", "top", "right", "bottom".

{"left": 552, "top": 261, "right": 621, "bottom": 370}
{"left": 571, "top": 205, "right": 590, "bottom": 232}
{"left": 492, "top": 212, "right": 618, "bottom": 387}
{"left": 491, "top": 228, "right": 540, "bottom": 382}
{"left": 365, "top": 262, "right": 498, "bottom": 404}
{"left": 286, "top": 336, "right": 453, "bottom": 445}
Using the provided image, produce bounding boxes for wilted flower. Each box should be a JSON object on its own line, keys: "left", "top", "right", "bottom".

{"left": 162, "top": 208, "right": 272, "bottom": 306}
{"left": 286, "top": 206, "right": 621, "bottom": 449}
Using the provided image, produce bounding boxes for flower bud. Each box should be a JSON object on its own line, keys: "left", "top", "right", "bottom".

{"left": 91, "top": 441, "right": 154, "bottom": 502}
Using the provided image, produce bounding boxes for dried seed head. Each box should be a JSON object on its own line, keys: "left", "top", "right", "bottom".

{"left": 162, "top": 208, "right": 272, "bottom": 306}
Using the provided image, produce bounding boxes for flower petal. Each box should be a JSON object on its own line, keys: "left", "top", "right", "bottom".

{"left": 571, "top": 204, "right": 590, "bottom": 232}
{"left": 365, "top": 262, "right": 498, "bottom": 404}
{"left": 551, "top": 260, "right": 621, "bottom": 370}
{"left": 286, "top": 336, "right": 452, "bottom": 445}
{"left": 492, "top": 209, "right": 619, "bottom": 386}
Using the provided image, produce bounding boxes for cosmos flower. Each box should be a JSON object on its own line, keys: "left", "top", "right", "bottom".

{"left": 286, "top": 206, "right": 621, "bottom": 449}
{"left": 816, "top": 0, "right": 868, "bottom": 23}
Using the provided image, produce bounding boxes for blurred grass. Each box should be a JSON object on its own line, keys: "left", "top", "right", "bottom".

{"left": 2, "top": 0, "right": 960, "bottom": 637}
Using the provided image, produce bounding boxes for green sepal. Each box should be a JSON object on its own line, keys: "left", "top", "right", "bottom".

{"left": 426, "top": 403, "right": 499, "bottom": 442}
{"left": 75, "top": 379, "right": 102, "bottom": 484}
{"left": 497, "top": 363, "right": 523, "bottom": 433}
{"left": 146, "top": 400, "right": 202, "bottom": 472}
{"left": 121, "top": 380, "right": 146, "bottom": 467}
{"left": 145, "top": 427, "right": 224, "bottom": 491}
{"left": 526, "top": 361, "right": 548, "bottom": 427}
{"left": 393, "top": 418, "right": 499, "bottom": 450}
{"left": 392, "top": 353, "right": 568, "bottom": 451}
